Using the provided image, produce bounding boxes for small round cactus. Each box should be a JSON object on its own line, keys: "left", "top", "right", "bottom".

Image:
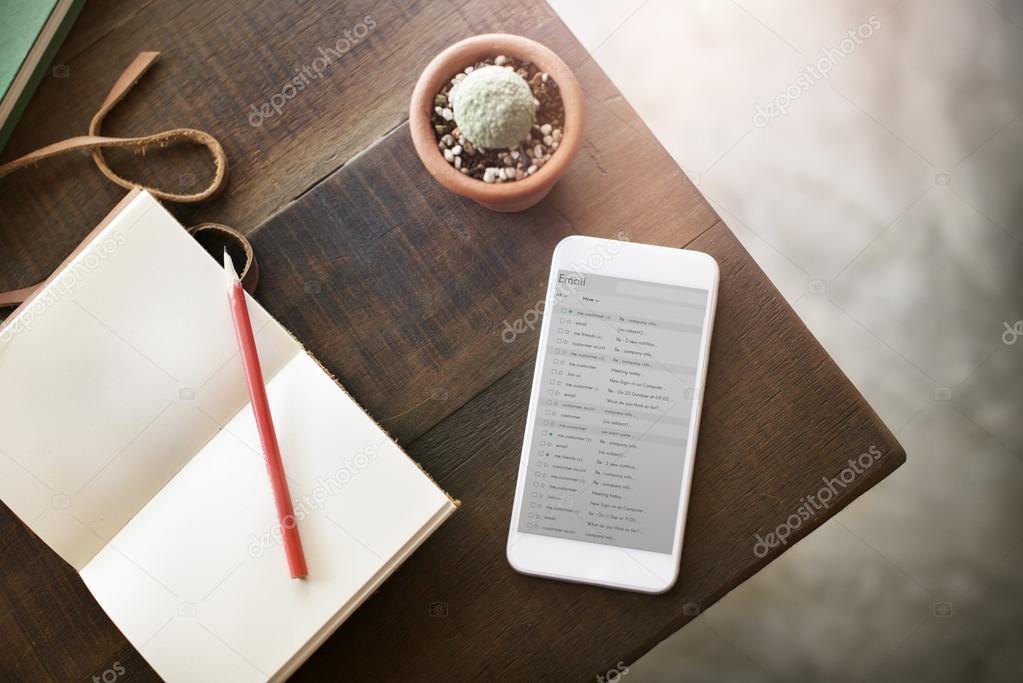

{"left": 451, "top": 65, "right": 537, "bottom": 149}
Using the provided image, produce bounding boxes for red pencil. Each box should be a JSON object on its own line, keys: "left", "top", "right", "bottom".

{"left": 224, "top": 250, "right": 308, "bottom": 579}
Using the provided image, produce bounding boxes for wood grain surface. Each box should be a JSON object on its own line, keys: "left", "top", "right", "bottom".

{"left": 0, "top": 1, "right": 904, "bottom": 681}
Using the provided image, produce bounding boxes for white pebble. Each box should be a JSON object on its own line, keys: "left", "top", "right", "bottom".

{"left": 514, "top": 168, "right": 525, "bottom": 180}
{"left": 511, "top": 150, "right": 520, "bottom": 159}
{"left": 534, "top": 144, "right": 543, "bottom": 158}
{"left": 552, "top": 129, "right": 562, "bottom": 141}
{"left": 540, "top": 124, "right": 552, "bottom": 135}
{"left": 443, "top": 148, "right": 454, "bottom": 162}
{"left": 441, "top": 134, "right": 455, "bottom": 147}
{"left": 452, "top": 145, "right": 462, "bottom": 155}
{"left": 527, "top": 164, "right": 537, "bottom": 174}
{"left": 454, "top": 156, "right": 462, "bottom": 169}
{"left": 483, "top": 168, "right": 497, "bottom": 183}
{"left": 495, "top": 55, "right": 507, "bottom": 66}
{"left": 542, "top": 135, "right": 553, "bottom": 146}
{"left": 440, "top": 108, "right": 454, "bottom": 121}
{"left": 552, "top": 141, "right": 559, "bottom": 150}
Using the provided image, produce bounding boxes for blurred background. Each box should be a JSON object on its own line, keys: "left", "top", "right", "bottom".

{"left": 547, "top": 0, "right": 1023, "bottom": 680}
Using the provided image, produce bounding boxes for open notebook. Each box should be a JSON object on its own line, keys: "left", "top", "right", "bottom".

{"left": 0, "top": 189, "right": 457, "bottom": 681}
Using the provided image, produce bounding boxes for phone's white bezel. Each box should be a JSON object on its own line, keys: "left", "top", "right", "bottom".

{"left": 506, "top": 235, "right": 719, "bottom": 593}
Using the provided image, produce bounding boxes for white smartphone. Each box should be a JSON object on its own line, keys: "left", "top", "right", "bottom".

{"left": 507, "top": 236, "right": 719, "bottom": 593}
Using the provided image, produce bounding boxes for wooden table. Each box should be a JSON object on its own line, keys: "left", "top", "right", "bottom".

{"left": 0, "top": 1, "right": 905, "bottom": 681}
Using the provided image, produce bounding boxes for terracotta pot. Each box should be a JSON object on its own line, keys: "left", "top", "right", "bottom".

{"left": 410, "top": 34, "right": 584, "bottom": 213}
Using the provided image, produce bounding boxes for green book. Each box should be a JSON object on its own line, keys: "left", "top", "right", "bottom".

{"left": 0, "top": 0, "right": 85, "bottom": 153}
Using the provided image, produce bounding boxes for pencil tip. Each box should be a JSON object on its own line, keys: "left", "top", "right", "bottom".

{"left": 223, "top": 249, "right": 239, "bottom": 289}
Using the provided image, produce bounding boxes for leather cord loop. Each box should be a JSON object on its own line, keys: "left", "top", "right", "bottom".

{"left": 87, "top": 51, "right": 229, "bottom": 203}
{"left": 188, "top": 223, "right": 259, "bottom": 293}
{"left": 0, "top": 51, "right": 254, "bottom": 308}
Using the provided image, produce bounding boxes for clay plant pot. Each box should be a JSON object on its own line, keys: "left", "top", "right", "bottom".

{"left": 410, "top": 33, "right": 584, "bottom": 213}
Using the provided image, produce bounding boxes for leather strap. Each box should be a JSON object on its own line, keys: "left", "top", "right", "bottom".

{"left": 0, "top": 52, "right": 228, "bottom": 201}
{"left": 0, "top": 51, "right": 253, "bottom": 307}
{"left": 0, "top": 285, "right": 39, "bottom": 308}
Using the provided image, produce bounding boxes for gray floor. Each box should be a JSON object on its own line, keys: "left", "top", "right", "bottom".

{"left": 548, "top": 0, "right": 1023, "bottom": 679}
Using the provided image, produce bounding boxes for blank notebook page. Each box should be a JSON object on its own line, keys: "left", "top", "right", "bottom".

{"left": 0, "top": 191, "right": 455, "bottom": 682}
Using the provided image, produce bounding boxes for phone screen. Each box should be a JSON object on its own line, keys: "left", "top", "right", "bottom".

{"left": 517, "top": 270, "right": 709, "bottom": 554}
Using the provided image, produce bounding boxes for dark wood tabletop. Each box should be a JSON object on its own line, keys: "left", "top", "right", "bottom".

{"left": 0, "top": 1, "right": 905, "bottom": 681}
